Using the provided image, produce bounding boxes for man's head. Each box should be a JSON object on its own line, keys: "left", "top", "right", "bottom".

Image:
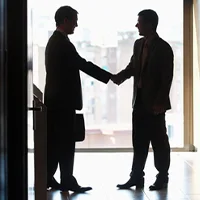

{"left": 55, "top": 6, "right": 78, "bottom": 35}
{"left": 135, "top": 9, "right": 158, "bottom": 37}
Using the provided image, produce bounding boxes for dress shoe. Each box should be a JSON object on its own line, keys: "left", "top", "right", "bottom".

{"left": 60, "top": 176, "right": 92, "bottom": 193}
{"left": 60, "top": 184, "right": 92, "bottom": 193}
{"left": 149, "top": 177, "right": 168, "bottom": 190}
{"left": 117, "top": 177, "right": 144, "bottom": 189}
{"left": 68, "top": 186, "right": 92, "bottom": 193}
{"left": 47, "top": 177, "right": 60, "bottom": 190}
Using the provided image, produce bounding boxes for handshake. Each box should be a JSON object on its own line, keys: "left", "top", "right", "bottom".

{"left": 110, "top": 73, "right": 124, "bottom": 85}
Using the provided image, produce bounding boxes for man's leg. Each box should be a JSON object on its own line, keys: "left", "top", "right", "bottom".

{"left": 130, "top": 109, "right": 150, "bottom": 179}
{"left": 47, "top": 110, "right": 60, "bottom": 189}
{"left": 149, "top": 113, "right": 170, "bottom": 190}
{"left": 59, "top": 139, "right": 76, "bottom": 188}
{"left": 59, "top": 140, "right": 92, "bottom": 192}
{"left": 57, "top": 110, "right": 92, "bottom": 193}
{"left": 117, "top": 108, "right": 150, "bottom": 189}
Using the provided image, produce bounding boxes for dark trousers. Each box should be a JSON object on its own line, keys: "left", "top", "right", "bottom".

{"left": 47, "top": 109, "right": 76, "bottom": 186}
{"left": 131, "top": 90, "right": 170, "bottom": 180}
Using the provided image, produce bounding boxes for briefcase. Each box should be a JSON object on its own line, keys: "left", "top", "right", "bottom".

{"left": 75, "top": 113, "right": 85, "bottom": 142}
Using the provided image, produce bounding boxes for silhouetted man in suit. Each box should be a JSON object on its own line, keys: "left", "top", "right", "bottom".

{"left": 112, "top": 9, "right": 173, "bottom": 190}
{"left": 44, "top": 6, "right": 112, "bottom": 193}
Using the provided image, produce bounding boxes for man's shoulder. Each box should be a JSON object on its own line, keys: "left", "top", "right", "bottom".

{"left": 155, "top": 38, "right": 174, "bottom": 60}
{"left": 46, "top": 31, "right": 61, "bottom": 47}
{"left": 48, "top": 31, "right": 65, "bottom": 43}
{"left": 135, "top": 37, "right": 145, "bottom": 45}
{"left": 46, "top": 31, "right": 74, "bottom": 51}
{"left": 158, "top": 37, "right": 173, "bottom": 51}
{"left": 133, "top": 37, "right": 145, "bottom": 50}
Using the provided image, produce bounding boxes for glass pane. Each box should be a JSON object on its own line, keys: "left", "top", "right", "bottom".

{"left": 32, "top": 0, "right": 183, "bottom": 148}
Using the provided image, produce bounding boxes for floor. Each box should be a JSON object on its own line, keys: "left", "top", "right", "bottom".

{"left": 43, "top": 152, "right": 200, "bottom": 200}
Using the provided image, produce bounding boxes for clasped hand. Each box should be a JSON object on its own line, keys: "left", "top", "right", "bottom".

{"left": 110, "top": 74, "right": 124, "bottom": 85}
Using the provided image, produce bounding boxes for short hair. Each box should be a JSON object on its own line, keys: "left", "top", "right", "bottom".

{"left": 55, "top": 6, "right": 78, "bottom": 26}
{"left": 138, "top": 9, "right": 159, "bottom": 31}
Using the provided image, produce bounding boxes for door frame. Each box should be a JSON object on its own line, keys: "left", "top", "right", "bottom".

{"left": 0, "top": 0, "right": 8, "bottom": 199}
{"left": 6, "top": 0, "right": 29, "bottom": 198}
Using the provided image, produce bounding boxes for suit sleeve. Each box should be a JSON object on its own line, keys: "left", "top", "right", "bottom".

{"left": 65, "top": 42, "right": 112, "bottom": 84}
{"left": 116, "top": 40, "right": 138, "bottom": 82}
{"left": 154, "top": 44, "right": 174, "bottom": 106}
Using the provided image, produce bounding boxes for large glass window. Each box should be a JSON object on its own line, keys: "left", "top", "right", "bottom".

{"left": 32, "top": 0, "right": 184, "bottom": 148}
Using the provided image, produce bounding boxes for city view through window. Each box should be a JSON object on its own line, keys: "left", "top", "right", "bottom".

{"left": 31, "top": 0, "right": 184, "bottom": 148}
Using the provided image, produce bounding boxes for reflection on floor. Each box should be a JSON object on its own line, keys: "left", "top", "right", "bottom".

{"left": 46, "top": 152, "right": 200, "bottom": 200}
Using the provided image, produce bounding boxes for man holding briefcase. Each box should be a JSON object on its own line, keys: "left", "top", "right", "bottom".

{"left": 44, "top": 6, "right": 113, "bottom": 193}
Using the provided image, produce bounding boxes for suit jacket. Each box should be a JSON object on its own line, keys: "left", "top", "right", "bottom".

{"left": 44, "top": 31, "right": 111, "bottom": 110}
{"left": 118, "top": 34, "right": 174, "bottom": 113}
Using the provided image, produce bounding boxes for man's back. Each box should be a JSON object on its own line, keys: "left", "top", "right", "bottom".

{"left": 44, "top": 31, "right": 81, "bottom": 110}
{"left": 44, "top": 30, "right": 111, "bottom": 110}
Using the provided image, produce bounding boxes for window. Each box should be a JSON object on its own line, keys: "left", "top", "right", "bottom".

{"left": 32, "top": 0, "right": 184, "bottom": 148}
